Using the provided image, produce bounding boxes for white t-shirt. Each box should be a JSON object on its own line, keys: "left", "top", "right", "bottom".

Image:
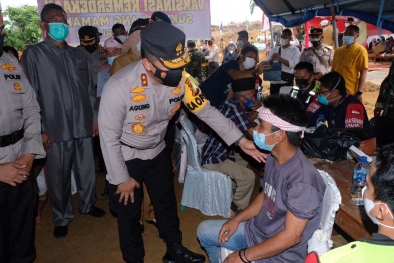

{"left": 267, "top": 44, "right": 301, "bottom": 83}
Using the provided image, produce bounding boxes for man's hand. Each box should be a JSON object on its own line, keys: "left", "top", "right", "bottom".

{"left": 223, "top": 251, "right": 243, "bottom": 263}
{"left": 374, "top": 108, "right": 382, "bottom": 117}
{"left": 42, "top": 132, "right": 51, "bottom": 149}
{"left": 115, "top": 178, "right": 140, "bottom": 205}
{"left": 270, "top": 53, "right": 281, "bottom": 62}
{"left": 0, "top": 162, "right": 30, "bottom": 186}
{"left": 355, "top": 94, "right": 362, "bottom": 102}
{"left": 256, "top": 62, "right": 271, "bottom": 75}
{"left": 218, "top": 218, "right": 241, "bottom": 244}
{"left": 93, "top": 123, "right": 99, "bottom": 137}
{"left": 238, "top": 138, "right": 267, "bottom": 163}
{"left": 15, "top": 153, "right": 35, "bottom": 173}
{"left": 251, "top": 101, "right": 262, "bottom": 112}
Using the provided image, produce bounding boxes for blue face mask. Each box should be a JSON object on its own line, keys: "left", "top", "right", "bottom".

{"left": 253, "top": 130, "right": 279, "bottom": 151}
{"left": 317, "top": 76, "right": 342, "bottom": 105}
{"left": 107, "top": 56, "right": 117, "bottom": 66}
{"left": 47, "top": 23, "right": 69, "bottom": 42}
{"left": 343, "top": 36, "right": 355, "bottom": 46}
{"left": 241, "top": 95, "right": 255, "bottom": 109}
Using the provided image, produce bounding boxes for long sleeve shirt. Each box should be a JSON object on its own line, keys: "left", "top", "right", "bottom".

{"left": 0, "top": 53, "right": 45, "bottom": 160}
{"left": 99, "top": 61, "right": 242, "bottom": 185}
{"left": 21, "top": 38, "right": 97, "bottom": 143}
{"left": 205, "top": 45, "right": 220, "bottom": 63}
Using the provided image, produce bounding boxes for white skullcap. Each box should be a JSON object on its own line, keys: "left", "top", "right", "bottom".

{"left": 104, "top": 37, "right": 123, "bottom": 49}
{"left": 320, "top": 20, "right": 329, "bottom": 27}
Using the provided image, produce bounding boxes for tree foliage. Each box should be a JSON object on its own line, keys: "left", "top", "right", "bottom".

{"left": 3, "top": 5, "right": 41, "bottom": 51}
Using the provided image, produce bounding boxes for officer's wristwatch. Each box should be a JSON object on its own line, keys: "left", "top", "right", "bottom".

{"left": 251, "top": 69, "right": 257, "bottom": 76}
{"left": 234, "top": 135, "right": 245, "bottom": 147}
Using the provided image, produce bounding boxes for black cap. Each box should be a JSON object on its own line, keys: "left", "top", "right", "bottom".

{"left": 309, "top": 28, "right": 323, "bottom": 35}
{"left": 232, "top": 78, "right": 256, "bottom": 93}
{"left": 241, "top": 46, "right": 258, "bottom": 56}
{"left": 346, "top": 17, "right": 354, "bottom": 22}
{"left": 151, "top": 11, "right": 171, "bottom": 24}
{"left": 129, "top": 18, "right": 149, "bottom": 35}
{"left": 187, "top": 40, "right": 196, "bottom": 47}
{"left": 78, "top": 26, "right": 102, "bottom": 45}
{"left": 141, "top": 22, "right": 190, "bottom": 69}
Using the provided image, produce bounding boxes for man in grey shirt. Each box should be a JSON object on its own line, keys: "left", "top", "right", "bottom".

{"left": 21, "top": 3, "right": 105, "bottom": 239}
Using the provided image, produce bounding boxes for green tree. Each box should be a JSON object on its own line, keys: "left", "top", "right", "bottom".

{"left": 3, "top": 5, "right": 41, "bottom": 51}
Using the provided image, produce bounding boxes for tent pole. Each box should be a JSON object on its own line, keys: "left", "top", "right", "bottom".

{"left": 329, "top": 0, "right": 339, "bottom": 49}
{"left": 305, "top": 21, "right": 309, "bottom": 48}
{"left": 270, "top": 20, "right": 275, "bottom": 47}
{"left": 377, "top": 0, "right": 386, "bottom": 36}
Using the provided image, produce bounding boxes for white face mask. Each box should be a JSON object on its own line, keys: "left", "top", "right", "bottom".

{"left": 362, "top": 186, "right": 394, "bottom": 229}
{"left": 310, "top": 38, "right": 320, "bottom": 42}
{"left": 280, "top": 38, "right": 289, "bottom": 46}
{"left": 243, "top": 57, "right": 256, "bottom": 70}
{"left": 117, "top": 35, "right": 127, "bottom": 43}
{"left": 345, "top": 22, "right": 350, "bottom": 27}
{"left": 229, "top": 50, "right": 234, "bottom": 54}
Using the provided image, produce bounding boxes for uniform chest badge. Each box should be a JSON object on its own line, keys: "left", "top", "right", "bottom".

{"left": 13, "top": 82, "right": 21, "bottom": 91}
{"left": 171, "top": 87, "right": 182, "bottom": 95}
{"left": 132, "top": 123, "right": 146, "bottom": 134}
{"left": 132, "top": 93, "right": 146, "bottom": 102}
{"left": 135, "top": 114, "right": 146, "bottom": 121}
{"left": 1, "top": 63, "right": 16, "bottom": 72}
{"left": 141, "top": 74, "right": 148, "bottom": 86}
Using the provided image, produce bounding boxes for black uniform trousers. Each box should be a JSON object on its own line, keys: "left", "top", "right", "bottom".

{"left": 108, "top": 149, "right": 181, "bottom": 262}
{"left": 0, "top": 177, "right": 37, "bottom": 263}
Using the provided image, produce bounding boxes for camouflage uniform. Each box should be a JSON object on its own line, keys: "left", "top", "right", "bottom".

{"left": 185, "top": 48, "right": 204, "bottom": 83}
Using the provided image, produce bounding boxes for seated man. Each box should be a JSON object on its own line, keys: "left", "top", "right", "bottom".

{"left": 315, "top": 143, "right": 394, "bottom": 262}
{"left": 308, "top": 71, "right": 376, "bottom": 155}
{"left": 198, "top": 94, "right": 326, "bottom": 263}
{"left": 201, "top": 77, "right": 260, "bottom": 213}
{"left": 291, "top": 61, "right": 319, "bottom": 111}
{"left": 200, "top": 46, "right": 267, "bottom": 109}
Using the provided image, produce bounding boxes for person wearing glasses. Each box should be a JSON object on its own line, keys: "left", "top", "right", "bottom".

{"left": 308, "top": 71, "right": 376, "bottom": 155}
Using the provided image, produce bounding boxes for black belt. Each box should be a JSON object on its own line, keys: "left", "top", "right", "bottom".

{"left": 0, "top": 128, "right": 24, "bottom": 148}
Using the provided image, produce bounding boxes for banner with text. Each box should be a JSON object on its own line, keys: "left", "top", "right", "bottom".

{"left": 37, "top": 0, "right": 211, "bottom": 45}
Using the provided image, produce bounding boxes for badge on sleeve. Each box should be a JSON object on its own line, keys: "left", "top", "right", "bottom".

{"left": 132, "top": 123, "right": 146, "bottom": 134}
{"left": 182, "top": 71, "right": 207, "bottom": 113}
{"left": 141, "top": 74, "right": 148, "bottom": 86}
{"left": 1, "top": 63, "right": 16, "bottom": 72}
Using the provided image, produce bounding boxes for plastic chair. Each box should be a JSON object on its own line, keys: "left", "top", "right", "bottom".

{"left": 307, "top": 169, "right": 342, "bottom": 256}
{"left": 179, "top": 116, "right": 233, "bottom": 218}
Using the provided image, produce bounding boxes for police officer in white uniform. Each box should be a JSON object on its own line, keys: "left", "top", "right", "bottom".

{"left": 0, "top": 4, "right": 46, "bottom": 262}
{"left": 300, "top": 28, "right": 334, "bottom": 77}
{"left": 99, "top": 22, "right": 266, "bottom": 263}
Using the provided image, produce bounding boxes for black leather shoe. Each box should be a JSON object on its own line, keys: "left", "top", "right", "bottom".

{"left": 163, "top": 239, "right": 205, "bottom": 263}
{"left": 86, "top": 206, "right": 106, "bottom": 218}
{"left": 53, "top": 226, "right": 68, "bottom": 239}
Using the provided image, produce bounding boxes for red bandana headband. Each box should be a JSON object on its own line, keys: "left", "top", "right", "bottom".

{"left": 257, "top": 106, "right": 307, "bottom": 138}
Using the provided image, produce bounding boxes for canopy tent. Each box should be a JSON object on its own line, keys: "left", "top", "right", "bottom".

{"left": 253, "top": 0, "right": 394, "bottom": 33}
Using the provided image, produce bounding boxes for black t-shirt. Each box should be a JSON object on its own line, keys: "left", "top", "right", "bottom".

{"left": 290, "top": 80, "right": 316, "bottom": 110}
{"left": 200, "top": 60, "right": 240, "bottom": 109}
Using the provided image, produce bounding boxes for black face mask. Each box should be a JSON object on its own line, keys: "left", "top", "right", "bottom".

{"left": 295, "top": 78, "right": 310, "bottom": 89}
{"left": 84, "top": 44, "right": 97, "bottom": 54}
{"left": 152, "top": 63, "right": 183, "bottom": 87}
{"left": 311, "top": 40, "right": 321, "bottom": 47}
{"left": 0, "top": 34, "right": 4, "bottom": 57}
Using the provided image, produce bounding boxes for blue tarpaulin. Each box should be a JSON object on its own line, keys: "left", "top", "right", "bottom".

{"left": 253, "top": 0, "right": 394, "bottom": 33}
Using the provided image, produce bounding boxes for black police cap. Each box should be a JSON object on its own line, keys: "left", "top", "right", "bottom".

{"left": 129, "top": 18, "right": 149, "bottom": 35}
{"left": 141, "top": 22, "right": 190, "bottom": 69}
{"left": 78, "top": 26, "right": 102, "bottom": 41}
{"left": 309, "top": 28, "right": 323, "bottom": 35}
{"left": 151, "top": 11, "right": 172, "bottom": 24}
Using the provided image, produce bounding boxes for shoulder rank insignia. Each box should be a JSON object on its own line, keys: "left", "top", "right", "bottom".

{"left": 171, "top": 87, "right": 182, "bottom": 95}
{"left": 132, "top": 123, "right": 146, "bottom": 134}
{"left": 13, "top": 82, "right": 21, "bottom": 91}
{"left": 141, "top": 73, "right": 148, "bottom": 86}
{"left": 132, "top": 93, "right": 146, "bottom": 102}
{"left": 1, "top": 63, "right": 16, "bottom": 72}
{"left": 135, "top": 114, "right": 146, "bottom": 121}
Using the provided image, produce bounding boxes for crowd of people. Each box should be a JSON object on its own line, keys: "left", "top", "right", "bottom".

{"left": 1, "top": 3, "right": 394, "bottom": 263}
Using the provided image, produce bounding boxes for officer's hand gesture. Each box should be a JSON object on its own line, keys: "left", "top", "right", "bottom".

{"left": 15, "top": 153, "right": 35, "bottom": 173}
{"left": 42, "top": 132, "right": 51, "bottom": 149}
{"left": 116, "top": 177, "right": 141, "bottom": 205}
{"left": 238, "top": 138, "right": 268, "bottom": 163}
{"left": 93, "top": 123, "right": 99, "bottom": 137}
{"left": 0, "top": 162, "right": 30, "bottom": 186}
